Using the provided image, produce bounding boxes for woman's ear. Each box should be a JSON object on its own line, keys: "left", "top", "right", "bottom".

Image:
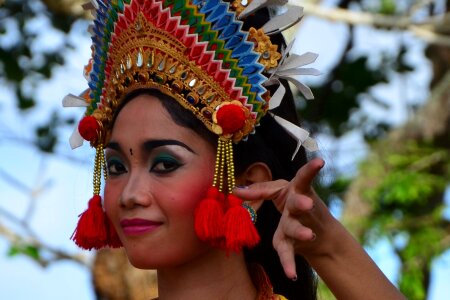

{"left": 235, "top": 162, "right": 272, "bottom": 211}
{"left": 236, "top": 162, "right": 272, "bottom": 186}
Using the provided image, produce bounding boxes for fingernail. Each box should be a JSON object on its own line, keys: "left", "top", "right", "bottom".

{"left": 310, "top": 233, "right": 316, "bottom": 241}
{"left": 292, "top": 275, "right": 298, "bottom": 282}
{"left": 235, "top": 185, "right": 248, "bottom": 189}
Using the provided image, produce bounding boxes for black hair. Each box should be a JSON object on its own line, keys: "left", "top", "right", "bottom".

{"left": 240, "top": 8, "right": 318, "bottom": 299}
{"left": 237, "top": 81, "right": 317, "bottom": 300}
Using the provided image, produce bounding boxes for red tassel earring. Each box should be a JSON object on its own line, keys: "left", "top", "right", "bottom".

{"left": 194, "top": 102, "right": 261, "bottom": 252}
{"left": 194, "top": 136, "right": 260, "bottom": 252}
{"left": 71, "top": 145, "right": 122, "bottom": 250}
{"left": 194, "top": 139, "right": 227, "bottom": 247}
{"left": 221, "top": 139, "right": 260, "bottom": 252}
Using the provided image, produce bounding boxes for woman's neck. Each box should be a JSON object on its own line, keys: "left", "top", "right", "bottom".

{"left": 157, "top": 249, "right": 257, "bottom": 300}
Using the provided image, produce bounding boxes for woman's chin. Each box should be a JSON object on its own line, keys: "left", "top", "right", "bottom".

{"left": 125, "top": 252, "right": 159, "bottom": 269}
{"left": 124, "top": 246, "right": 181, "bottom": 269}
{"left": 124, "top": 242, "right": 214, "bottom": 270}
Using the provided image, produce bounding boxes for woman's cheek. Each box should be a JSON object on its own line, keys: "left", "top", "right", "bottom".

{"left": 175, "top": 179, "right": 212, "bottom": 211}
{"left": 104, "top": 181, "right": 119, "bottom": 221}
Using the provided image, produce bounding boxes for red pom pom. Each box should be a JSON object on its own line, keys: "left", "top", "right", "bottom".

{"left": 216, "top": 104, "right": 246, "bottom": 134}
{"left": 78, "top": 116, "right": 99, "bottom": 142}
{"left": 223, "top": 194, "right": 260, "bottom": 253}
{"left": 71, "top": 195, "right": 108, "bottom": 250}
{"left": 105, "top": 217, "right": 122, "bottom": 248}
{"left": 194, "top": 187, "right": 226, "bottom": 243}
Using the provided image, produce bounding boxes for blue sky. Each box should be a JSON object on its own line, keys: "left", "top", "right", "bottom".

{"left": 1, "top": 6, "right": 449, "bottom": 300}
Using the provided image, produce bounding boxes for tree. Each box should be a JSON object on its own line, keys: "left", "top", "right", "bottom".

{"left": 1, "top": 0, "right": 449, "bottom": 299}
{"left": 340, "top": 38, "right": 450, "bottom": 300}
{"left": 296, "top": 1, "right": 450, "bottom": 299}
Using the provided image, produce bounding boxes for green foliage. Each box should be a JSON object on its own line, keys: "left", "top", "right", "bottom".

{"left": 379, "top": 0, "right": 397, "bottom": 15}
{"left": 398, "top": 227, "right": 446, "bottom": 300}
{"left": 35, "top": 111, "right": 59, "bottom": 153}
{"left": 303, "top": 54, "right": 389, "bottom": 136}
{"left": 0, "top": 0, "right": 77, "bottom": 111}
{"left": 315, "top": 175, "right": 352, "bottom": 207}
{"left": 0, "top": 0, "right": 82, "bottom": 158}
{"left": 376, "top": 171, "right": 445, "bottom": 209}
{"left": 400, "top": 267, "right": 426, "bottom": 300}
{"left": 403, "top": 227, "right": 445, "bottom": 261}
{"left": 8, "top": 243, "right": 41, "bottom": 261}
{"left": 394, "top": 45, "right": 415, "bottom": 74}
{"left": 362, "top": 142, "right": 448, "bottom": 234}
{"left": 363, "top": 143, "right": 448, "bottom": 216}
{"left": 358, "top": 141, "right": 450, "bottom": 298}
{"left": 34, "top": 110, "right": 76, "bottom": 152}
{"left": 362, "top": 0, "right": 397, "bottom": 15}
{"left": 302, "top": 46, "right": 414, "bottom": 137}
{"left": 293, "top": 4, "right": 445, "bottom": 298}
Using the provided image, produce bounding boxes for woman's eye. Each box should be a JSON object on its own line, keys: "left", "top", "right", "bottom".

{"left": 151, "top": 156, "right": 181, "bottom": 174}
{"left": 106, "top": 158, "right": 127, "bottom": 176}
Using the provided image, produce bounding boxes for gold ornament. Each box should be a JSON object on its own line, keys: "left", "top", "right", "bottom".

{"left": 248, "top": 28, "right": 282, "bottom": 70}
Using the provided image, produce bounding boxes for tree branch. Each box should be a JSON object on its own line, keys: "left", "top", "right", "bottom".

{"left": 40, "top": 0, "right": 90, "bottom": 18}
{"left": 0, "top": 218, "right": 90, "bottom": 268}
{"left": 0, "top": 160, "right": 90, "bottom": 268}
{"left": 300, "top": 3, "right": 450, "bottom": 47}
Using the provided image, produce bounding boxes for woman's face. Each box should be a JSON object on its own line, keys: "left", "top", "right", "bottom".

{"left": 104, "top": 94, "right": 216, "bottom": 269}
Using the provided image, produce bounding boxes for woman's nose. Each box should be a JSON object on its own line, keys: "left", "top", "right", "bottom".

{"left": 120, "top": 172, "right": 153, "bottom": 209}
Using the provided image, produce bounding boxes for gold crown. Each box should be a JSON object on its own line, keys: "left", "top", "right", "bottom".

{"left": 90, "top": 12, "right": 257, "bottom": 145}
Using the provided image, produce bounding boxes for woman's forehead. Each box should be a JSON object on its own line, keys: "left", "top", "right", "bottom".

{"left": 110, "top": 95, "right": 209, "bottom": 148}
{"left": 115, "top": 95, "right": 171, "bottom": 124}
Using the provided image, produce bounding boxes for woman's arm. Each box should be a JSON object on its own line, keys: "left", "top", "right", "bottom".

{"left": 233, "top": 158, "right": 406, "bottom": 300}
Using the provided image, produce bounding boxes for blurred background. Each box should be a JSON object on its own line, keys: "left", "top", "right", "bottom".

{"left": 0, "top": 0, "right": 449, "bottom": 299}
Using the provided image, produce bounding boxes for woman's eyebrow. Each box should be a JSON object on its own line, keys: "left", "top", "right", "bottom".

{"left": 143, "top": 139, "right": 196, "bottom": 154}
{"left": 105, "top": 141, "right": 122, "bottom": 152}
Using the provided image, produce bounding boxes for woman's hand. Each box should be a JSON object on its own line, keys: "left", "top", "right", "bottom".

{"left": 234, "top": 158, "right": 406, "bottom": 300}
{"left": 233, "top": 158, "right": 332, "bottom": 279}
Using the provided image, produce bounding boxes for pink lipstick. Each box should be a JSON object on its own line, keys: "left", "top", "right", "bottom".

{"left": 120, "top": 218, "right": 162, "bottom": 235}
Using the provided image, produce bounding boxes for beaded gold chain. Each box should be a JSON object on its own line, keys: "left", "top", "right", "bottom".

{"left": 93, "top": 145, "right": 107, "bottom": 196}
{"left": 212, "top": 138, "right": 237, "bottom": 194}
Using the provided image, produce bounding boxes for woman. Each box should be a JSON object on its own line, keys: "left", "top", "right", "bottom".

{"left": 64, "top": 0, "right": 405, "bottom": 299}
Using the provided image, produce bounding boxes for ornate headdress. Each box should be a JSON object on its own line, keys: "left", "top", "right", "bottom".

{"left": 64, "top": 0, "right": 319, "bottom": 252}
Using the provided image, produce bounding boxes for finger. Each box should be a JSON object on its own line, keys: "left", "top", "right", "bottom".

{"left": 292, "top": 158, "right": 324, "bottom": 194}
{"left": 280, "top": 215, "right": 315, "bottom": 241}
{"left": 285, "top": 194, "right": 322, "bottom": 230}
{"left": 232, "top": 179, "right": 288, "bottom": 202}
{"left": 273, "top": 228, "right": 297, "bottom": 280}
{"left": 285, "top": 194, "right": 314, "bottom": 216}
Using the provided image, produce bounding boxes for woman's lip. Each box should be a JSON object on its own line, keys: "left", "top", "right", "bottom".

{"left": 120, "top": 218, "right": 162, "bottom": 235}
